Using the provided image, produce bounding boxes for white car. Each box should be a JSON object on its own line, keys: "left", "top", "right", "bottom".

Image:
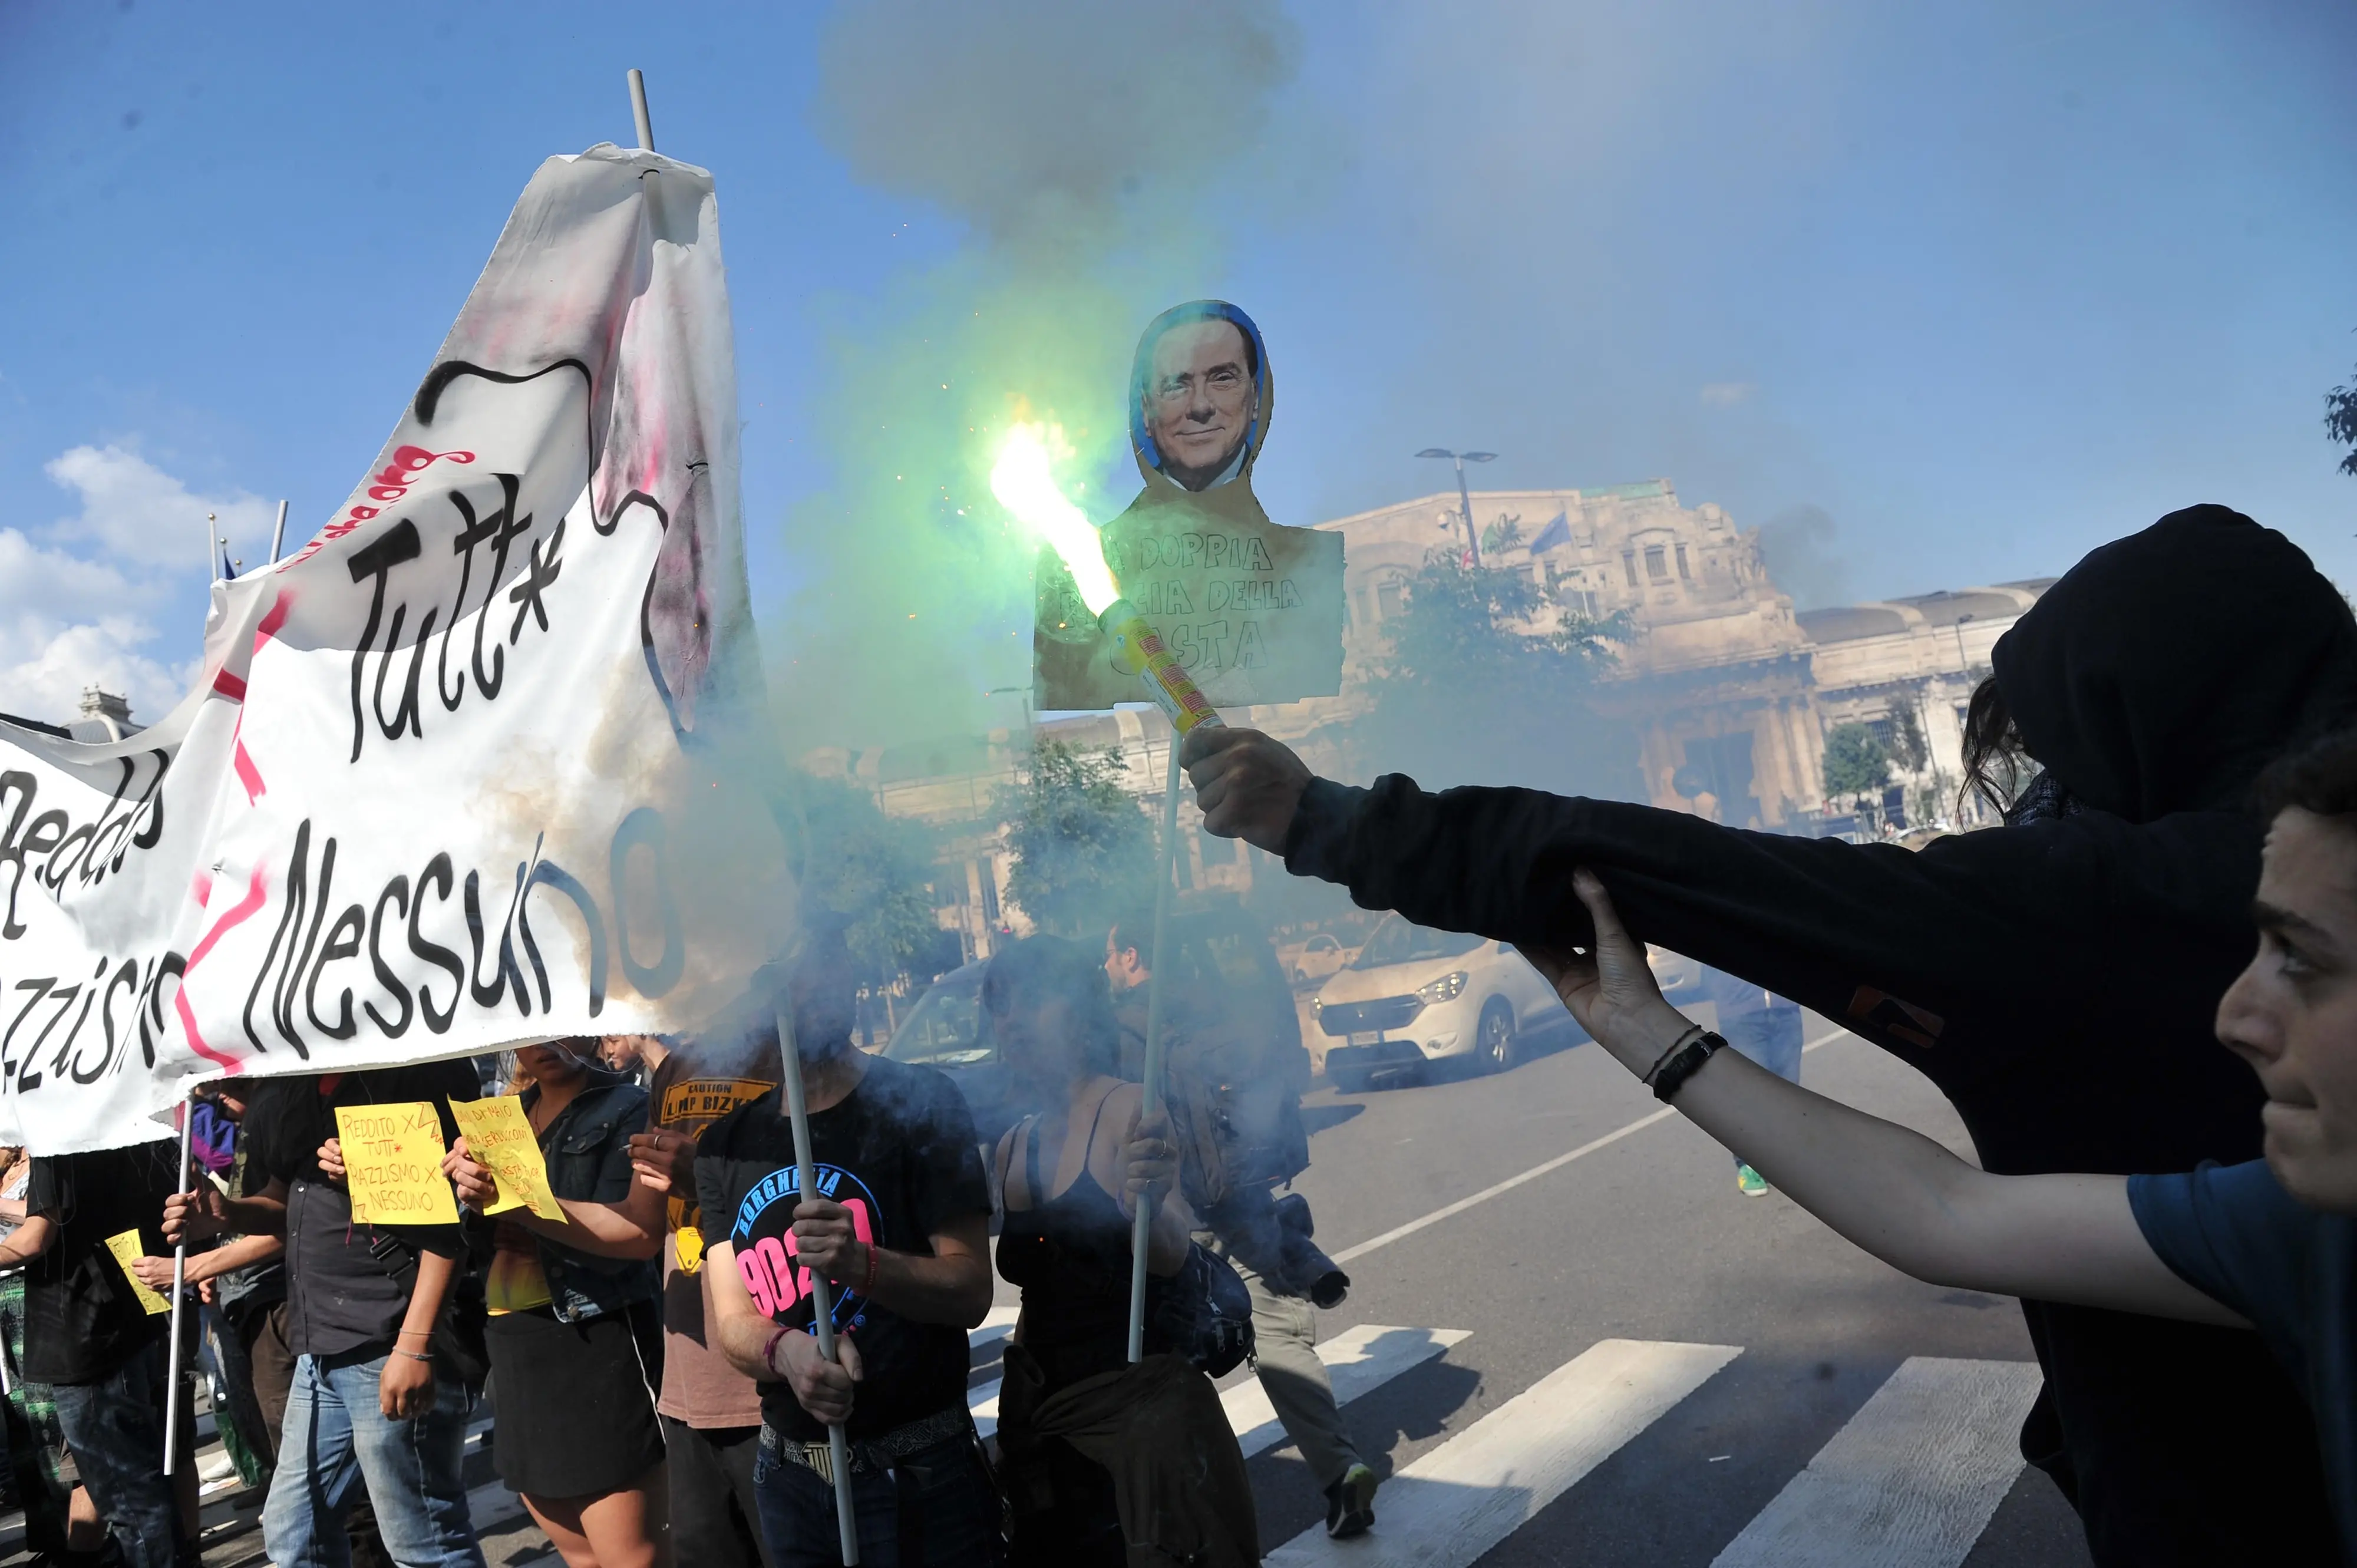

{"left": 1286, "top": 932, "right": 1354, "bottom": 987}
{"left": 1310, "top": 914, "right": 1581, "bottom": 1092}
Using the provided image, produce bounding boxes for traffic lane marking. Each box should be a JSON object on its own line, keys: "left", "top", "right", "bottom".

{"left": 1331, "top": 1029, "right": 1848, "bottom": 1266}
{"left": 1263, "top": 1338, "right": 1743, "bottom": 1567}
{"left": 1223, "top": 1325, "right": 1472, "bottom": 1460}
{"left": 1708, "top": 1356, "right": 2044, "bottom": 1568}
{"left": 970, "top": 1323, "right": 1472, "bottom": 1445}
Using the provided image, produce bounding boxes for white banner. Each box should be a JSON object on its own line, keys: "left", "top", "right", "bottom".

{"left": 0, "top": 145, "right": 790, "bottom": 1152}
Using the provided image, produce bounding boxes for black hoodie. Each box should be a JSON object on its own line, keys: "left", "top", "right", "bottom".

{"left": 1280, "top": 506, "right": 2357, "bottom": 1565}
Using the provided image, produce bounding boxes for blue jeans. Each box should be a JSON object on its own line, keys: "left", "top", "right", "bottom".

{"left": 262, "top": 1349, "right": 484, "bottom": 1568}
{"left": 1726, "top": 1008, "right": 1803, "bottom": 1168}
{"left": 49, "top": 1338, "right": 190, "bottom": 1568}
{"left": 752, "top": 1431, "right": 1002, "bottom": 1567}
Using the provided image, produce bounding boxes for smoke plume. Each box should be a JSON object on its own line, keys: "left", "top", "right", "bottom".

{"left": 770, "top": 1, "right": 1302, "bottom": 753}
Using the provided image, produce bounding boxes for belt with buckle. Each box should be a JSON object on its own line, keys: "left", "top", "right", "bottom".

{"left": 759, "top": 1404, "right": 972, "bottom": 1485}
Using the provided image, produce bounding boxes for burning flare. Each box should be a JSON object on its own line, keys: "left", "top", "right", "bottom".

{"left": 988, "top": 421, "right": 1223, "bottom": 735}
{"left": 990, "top": 423, "right": 1120, "bottom": 615}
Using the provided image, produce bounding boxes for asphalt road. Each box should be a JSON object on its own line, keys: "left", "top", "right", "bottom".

{"left": 1196, "top": 1015, "right": 2102, "bottom": 1567}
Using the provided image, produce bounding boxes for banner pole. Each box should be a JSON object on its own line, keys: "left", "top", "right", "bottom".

{"left": 269, "top": 499, "right": 289, "bottom": 565}
{"left": 1127, "top": 735, "right": 1186, "bottom": 1361}
{"left": 628, "top": 68, "right": 655, "bottom": 152}
{"left": 204, "top": 511, "right": 220, "bottom": 585}
{"left": 775, "top": 1003, "right": 861, "bottom": 1564}
{"left": 161, "top": 1091, "right": 195, "bottom": 1473}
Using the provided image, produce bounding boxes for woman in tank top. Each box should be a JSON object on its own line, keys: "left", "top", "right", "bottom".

{"left": 983, "top": 936, "right": 1259, "bottom": 1568}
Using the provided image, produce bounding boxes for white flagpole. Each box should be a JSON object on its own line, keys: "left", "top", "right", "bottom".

{"left": 776, "top": 1003, "right": 861, "bottom": 1565}
{"left": 161, "top": 1091, "right": 196, "bottom": 1472}
{"left": 1127, "top": 737, "right": 1186, "bottom": 1361}
{"left": 269, "top": 499, "right": 289, "bottom": 565}
{"left": 628, "top": 68, "right": 655, "bottom": 155}
{"left": 204, "top": 510, "right": 220, "bottom": 584}
{"left": 629, "top": 62, "right": 854, "bottom": 1557}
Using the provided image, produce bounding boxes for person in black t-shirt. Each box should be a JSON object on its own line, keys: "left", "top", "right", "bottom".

{"left": 696, "top": 923, "right": 1000, "bottom": 1567}
{"left": 0, "top": 1140, "right": 190, "bottom": 1568}
{"left": 167, "top": 1064, "right": 487, "bottom": 1568}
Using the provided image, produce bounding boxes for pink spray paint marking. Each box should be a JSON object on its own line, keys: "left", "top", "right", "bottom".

{"left": 174, "top": 864, "right": 270, "bottom": 1070}
{"left": 228, "top": 592, "right": 293, "bottom": 806}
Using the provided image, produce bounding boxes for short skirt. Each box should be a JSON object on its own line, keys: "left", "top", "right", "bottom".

{"left": 486, "top": 1297, "right": 665, "bottom": 1498}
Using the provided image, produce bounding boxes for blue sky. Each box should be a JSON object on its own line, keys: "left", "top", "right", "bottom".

{"left": 3, "top": 0, "right": 2352, "bottom": 734}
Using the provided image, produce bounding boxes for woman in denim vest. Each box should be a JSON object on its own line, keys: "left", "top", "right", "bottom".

{"left": 445, "top": 1039, "right": 667, "bottom": 1568}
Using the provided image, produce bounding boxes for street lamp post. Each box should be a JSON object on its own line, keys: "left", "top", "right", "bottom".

{"left": 1416, "top": 448, "right": 1496, "bottom": 567}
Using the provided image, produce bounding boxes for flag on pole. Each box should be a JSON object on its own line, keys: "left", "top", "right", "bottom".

{"left": 0, "top": 144, "right": 788, "bottom": 1153}
{"left": 1529, "top": 509, "right": 1573, "bottom": 553}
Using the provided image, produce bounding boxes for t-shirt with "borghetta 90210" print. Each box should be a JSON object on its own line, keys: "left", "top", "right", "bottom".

{"left": 694, "top": 1054, "right": 987, "bottom": 1444}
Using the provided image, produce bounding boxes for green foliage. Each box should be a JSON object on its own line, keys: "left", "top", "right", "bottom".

{"left": 1823, "top": 722, "right": 1892, "bottom": 799}
{"left": 2330, "top": 368, "right": 2357, "bottom": 479}
{"left": 1375, "top": 553, "right": 1628, "bottom": 704}
{"left": 1886, "top": 705, "right": 1930, "bottom": 774}
{"left": 999, "top": 738, "right": 1156, "bottom": 938}
{"left": 1480, "top": 514, "right": 1524, "bottom": 554}
{"left": 1354, "top": 552, "right": 1639, "bottom": 794}
{"left": 780, "top": 771, "right": 950, "bottom": 991}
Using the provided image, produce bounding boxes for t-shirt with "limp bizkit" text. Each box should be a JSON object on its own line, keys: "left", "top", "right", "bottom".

{"left": 695, "top": 1055, "right": 987, "bottom": 1443}
{"left": 649, "top": 1051, "right": 776, "bottom": 1428}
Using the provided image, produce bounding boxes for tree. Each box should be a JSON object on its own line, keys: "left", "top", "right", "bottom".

{"left": 778, "top": 770, "right": 952, "bottom": 992}
{"left": 1352, "top": 551, "right": 1639, "bottom": 793}
{"left": 1822, "top": 722, "right": 1891, "bottom": 800}
{"left": 2330, "top": 364, "right": 2357, "bottom": 479}
{"left": 999, "top": 738, "right": 1156, "bottom": 939}
{"left": 1886, "top": 705, "right": 1930, "bottom": 775}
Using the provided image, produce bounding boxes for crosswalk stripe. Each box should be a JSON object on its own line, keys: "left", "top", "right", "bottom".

{"left": 1708, "top": 1356, "right": 2044, "bottom": 1568}
{"left": 1266, "top": 1338, "right": 1742, "bottom": 1567}
{"left": 970, "top": 1323, "right": 1471, "bottom": 1445}
{"left": 1224, "top": 1325, "right": 1470, "bottom": 1461}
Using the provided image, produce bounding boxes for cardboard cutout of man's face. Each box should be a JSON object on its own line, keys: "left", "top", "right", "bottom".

{"left": 1141, "top": 318, "right": 1257, "bottom": 491}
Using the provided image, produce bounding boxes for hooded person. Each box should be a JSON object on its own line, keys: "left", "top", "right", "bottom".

{"left": 1177, "top": 505, "right": 2357, "bottom": 1566}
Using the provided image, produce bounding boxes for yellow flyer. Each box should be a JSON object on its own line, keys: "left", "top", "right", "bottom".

{"left": 104, "top": 1230, "right": 171, "bottom": 1315}
{"left": 448, "top": 1095, "right": 563, "bottom": 1222}
{"left": 334, "top": 1102, "right": 460, "bottom": 1226}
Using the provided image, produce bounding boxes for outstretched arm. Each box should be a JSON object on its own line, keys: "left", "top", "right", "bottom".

{"left": 1180, "top": 727, "right": 2182, "bottom": 1036}
{"left": 1524, "top": 867, "right": 2243, "bottom": 1327}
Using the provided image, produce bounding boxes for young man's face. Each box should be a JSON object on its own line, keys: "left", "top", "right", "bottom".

{"left": 1141, "top": 319, "right": 1255, "bottom": 490}
{"left": 2217, "top": 806, "right": 2357, "bottom": 1211}
{"left": 1104, "top": 930, "right": 1148, "bottom": 993}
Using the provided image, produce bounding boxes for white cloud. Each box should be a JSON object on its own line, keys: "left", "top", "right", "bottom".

{"left": 1699, "top": 381, "right": 1757, "bottom": 407}
{"left": 0, "top": 445, "right": 256, "bottom": 728}
{"left": 42, "top": 444, "right": 274, "bottom": 564}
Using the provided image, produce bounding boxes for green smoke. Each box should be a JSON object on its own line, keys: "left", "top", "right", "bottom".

{"left": 767, "top": 0, "right": 1302, "bottom": 754}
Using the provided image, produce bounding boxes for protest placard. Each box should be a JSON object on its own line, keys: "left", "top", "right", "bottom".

{"left": 334, "top": 1102, "right": 460, "bottom": 1227}
{"left": 1036, "top": 299, "right": 1345, "bottom": 711}
{"left": 103, "top": 1230, "right": 171, "bottom": 1316}
{"left": 449, "top": 1094, "right": 563, "bottom": 1222}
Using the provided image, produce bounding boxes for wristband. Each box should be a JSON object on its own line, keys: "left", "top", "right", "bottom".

{"left": 1640, "top": 1025, "right": 1705, "bottom": 1088}
{"left": 1650, "top": 1029, "right": 1727, "bottom": 1103}
{"left": 392, "top": 1348, "right": 434, "bottom": 1364}
{"left": 860, "top": 1243, "right": 881, "bottom": 1297}
{"left": 760, "top": 1323, "right": 794, "bottom": 1377}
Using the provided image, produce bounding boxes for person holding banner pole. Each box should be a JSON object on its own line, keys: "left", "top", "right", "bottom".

{"left": 1, "top": 1141, "right": 192, "bottom": 1568}
{"left": 696, "top": 924, "right": 1000, "bottom": 1567}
